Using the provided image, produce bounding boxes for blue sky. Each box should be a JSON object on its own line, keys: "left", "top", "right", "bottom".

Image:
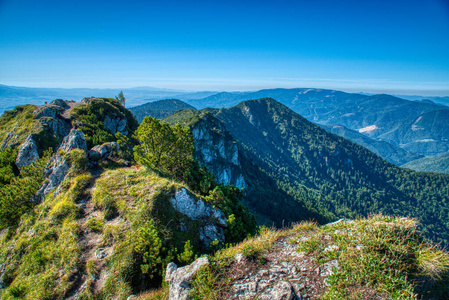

{"left": 1, "top": 0, "right": 448, "bottom": 95}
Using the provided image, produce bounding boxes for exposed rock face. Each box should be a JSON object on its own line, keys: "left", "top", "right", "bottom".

{"left": 33, "top": 129, "right": 87, "bottom": 202}
{"left": 1, "top": 124, "right": 19, "bottom": 149}
{"left": 104, "top": 115, "right": 128, "bottom": 135}
{"left": 165, "top": 256, "right": 210, "bottom": 300}
{"left": 15, "top": 135, "right": 39, "bottom": 169}
{"left": 33, "top": 105, "right": 63, "bottom": 119}
{"left": 88, "top": 142, "right": 120, "bottom": 161}
{"left": 51, "top": 99, "right": 70, "bottom": 109}
{"left": 170, "top": 188, "right": 227, "bottom": 247}
{"left": 58, "top": 129, "right": 87, "bottom": 153}
{"left": 192, "top": 115, "right": 246, "bottom": 189}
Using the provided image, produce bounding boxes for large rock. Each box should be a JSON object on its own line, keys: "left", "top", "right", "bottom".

{"left": 39, "top": 117, "right": 71, "bottom": 138}
{"left": 259, "top": 281, "right": 300, "bottom": 300}
{"left": 51, "top": 99, "right": 70, "bottom": 109}
{"left": 88, "top": 142, "right": 120, "bottom": 161}
{"left": 59, "top": 129, "right": 87, "bottom": 153}
{"left": 192, "top": 115, "right": 246, "bottom": 189}
{"left": 104, "top": 115, "right": 128, "bottom": 135}
{"left": 15, "top": 135, "right": 39, "bottom": 169}
{"left": 33, "top": 105, "right": 63, "bottom": 119}
{"left": 165, "top": 257, "right": 209, "bottom": 300}
{"left": 170, "top": 188, "right": 227, "bottom": 247}
{"left": 33, "top": 129, "right": 87, "bottom": 203}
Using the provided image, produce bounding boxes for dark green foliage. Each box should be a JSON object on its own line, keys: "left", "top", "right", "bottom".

{"left": 116, "top": 90, "right": 126, "bottom": 107}
{"left": 71, "top": 97, "right": 138, "bottom": 148}
{"left": 0, "top": 147, "right": 19, "bottom": 186}
{"left": 134, "top": 116, "right": 194, "bottom": 181}
{"left": 0, "top": 150, "right": 52, "bottom": 229}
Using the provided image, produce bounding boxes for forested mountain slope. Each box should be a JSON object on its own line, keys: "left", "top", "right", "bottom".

{"left": 169, "top": 98, "right": 449, "bottom": 246}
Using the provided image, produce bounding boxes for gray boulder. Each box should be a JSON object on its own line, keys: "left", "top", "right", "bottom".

{"left": 170, "top": 188, "right": 227, "bottom": 226}
{"left": 33, "top": 105, "right": 63, "bottom": 119}
{"left": 59, "top": 129, "right": 87, "bottom": 153}
{"left": 104, "top": 115, "right": 128, "bottom": 135}
{"left": 165, "top": 257, "right": 209, "bottom": 300}
{"left": 170, "top": 188, "right": 227, "bottom": 247}
{"left": 15, "top": 135, "right": 39, "bottom": 169}
{"left": 88, "top": 142, "right": 120, "bottom": 161}
{"left": 51, "top": 99, "right": 70, "bottom": 109}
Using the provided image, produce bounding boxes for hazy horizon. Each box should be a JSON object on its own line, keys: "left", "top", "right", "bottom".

{"left": 1, "top": 0, "right": 448, "bottom": 96}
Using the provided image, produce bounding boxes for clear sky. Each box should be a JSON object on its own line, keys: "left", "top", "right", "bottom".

{"left": 1, "top": 0, "right": 448, "bottom": 95}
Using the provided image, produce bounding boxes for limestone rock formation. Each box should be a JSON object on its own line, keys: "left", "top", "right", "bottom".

{"left": 15, "top": 135, "right": 39, "bottom": 169}
{"left": 58, "top": 129, "right": 87, "bottom": 153}
{"left": 165, "top": 256, "right": 210, "bottom": 300}
{"left": 33, "top": 129, "right": 87, "bottom": 202}
{"left": 88, "top": 142, "right": 120, "bottom": 161}
{"left": 170, "top": 188, "right": 227, "bottom": 247}
{"left": 104, "top": 115, "right": 128, "bottom": 135}
{"left": 191, "top": 114, "right": 246, "bottom": 189}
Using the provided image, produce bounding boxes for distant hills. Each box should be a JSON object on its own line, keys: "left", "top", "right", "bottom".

{"left": 129, "top": 99, "right": 196, "bottom": 123}
{"left": 321, "top": 124, "right": 422, "bottom": 165}
{"left": 184, "top": 88, "right": 449, "bottom": 157}
{"left": 0, "top": 84, "right": 217, "bottom": 115}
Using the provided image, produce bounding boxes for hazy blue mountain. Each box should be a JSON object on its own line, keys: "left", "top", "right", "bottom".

{"left": 395, "top": 94, "right": 449, "bottom": 107}
{"left": 402, "top": 153, "right": 449, "bottom": 174}
{"left": 187, "top": 88, "right": 449, "bottom": 156}
{"left": 321, "top": 124, "right": 423, "bottom": 165}
{"left": 0, "top": 84, "right": 187, "bottom": 114}
{"left": 129, "top": 99, "right": 196, "bottom": 123}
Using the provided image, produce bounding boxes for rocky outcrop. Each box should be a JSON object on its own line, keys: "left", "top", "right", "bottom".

{"left": 33, "top": 104, "right": 64, "bottom": 119}
{"left": 192, "top": 115, "right": 246, "bottom": 189}
{"left": 33, "top": 129, "right": 87, "bottom": 203}
{"left": 104, "top": 115, "right": 128, "bottom": 135}
{"left": 1, "top": 123, "right": 19, "bottom": 149}
{"left": 88, "top": 142, "right": 120, "bottom": 161}
{"left": 165, "top": 256, "right": 210, "bottom": 300}
{"left": 170, "top": 188, "right": 227, "bottom": 247}
{"left": 51, "top": 99, "right": 70, "bottom": 109}
{"left": 34, "top": 101, "right": 71, "bottom": 138}
{"left": 58, "top": 129, "right": 87, "bottom": 153}
{"left": 15, "top": 135, "right": 39, "bottom": 169}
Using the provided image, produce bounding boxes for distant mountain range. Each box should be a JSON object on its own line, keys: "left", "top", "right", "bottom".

{"left": 0, "top": 84, "right": 217, "bottom": 115}
{"left": 2, "top": 84, "right": 449, "bottom": 164}
{"left": 182, "top": 88, "right": 449, "bottom": 157}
